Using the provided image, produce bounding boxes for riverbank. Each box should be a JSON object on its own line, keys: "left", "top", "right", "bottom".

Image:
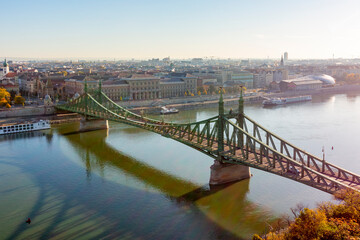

{"left": 129, "top": 84, "right": 360, "bottom": 114}
{"left": 2, "top": 84, "right": 360, "bottom": 121}
{"left": 0, "top": 113, "right": 81, "bottom": 125}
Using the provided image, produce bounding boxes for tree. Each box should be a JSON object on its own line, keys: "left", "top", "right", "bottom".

{"left": 209, "top": 85, "right": 216, "bottom": 94}
{"left": 0, "top": 88, "right": 10, "bottom": 101}
{"left": 9, "top": 90, "right": 16, "bottom": 101}
{"left": 14, "top": 94, "right": 25, "bottom": 105}
{"left": 0, "top": 88, "right": 10, "bottom": 107}
{"left": 257, "top": 190, "right": 360, "bottom": 239}
{"left": 197, "top": 86, "right": 205, "bottom": 93}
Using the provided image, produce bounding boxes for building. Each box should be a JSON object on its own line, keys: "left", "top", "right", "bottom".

{"left": 253, "top": 71, "right": 273, "bottom": 88}
{"left": 64, "top": 73, "right": 197, "bottom": 101}
{"left": 124, "top": 76, "right": 161, "bottom": 100}
{"left": 102, "top": 80, "right": 130, "bottom": 100}
{"left": 284, "top": 52, "right": 288, "bottom": 61}
{"left": 166, "top": 73, "right": 197, "bottom": 94}
{"left": 220, "top": 70, "right": 253, "bottom": 88}
{"left": 2, "top": 59, "right": 9, "bottom": 76}
{"left": 160, "top": 78, "right": 186, "bottom": 98}
{"left": 231, "top": 71, "right": 254, "bottom": 89}
{"left": 279, "top": 74, "right": 335, "bottom": 91}
{"left": 280, "top": 79, "right": 323, "bottom": 91}
{"left": 273, "top": 69, "right": 288, "bottom": 82}
{"left": 64, "top": 76, "right": 99, "bottom": 97}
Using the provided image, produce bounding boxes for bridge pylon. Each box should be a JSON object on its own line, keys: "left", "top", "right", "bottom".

{"left": 210, "top": 88, "right": 251, "bottom": 185}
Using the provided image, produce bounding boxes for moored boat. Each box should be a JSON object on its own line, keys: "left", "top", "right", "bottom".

{"left": 263, "top": 95, "right": 312, "bottom": 106}
{"left": 160, "top": 106, "right": 179, "bottom": 115}
{"left": 0, "top": 120, "right": 51, "bottom": 135}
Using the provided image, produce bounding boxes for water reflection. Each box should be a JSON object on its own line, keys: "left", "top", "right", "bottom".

{"left": 346, "top": 94, "right": 358, "bottom": 102}
{"left": 60, "top": 127, "right": 276, "bottom": 238}
{"left": 0, "top": 130, "right": 47, "bottom": 142}
{"left": 2, "top": 135, "right": 242, "bottom": 239}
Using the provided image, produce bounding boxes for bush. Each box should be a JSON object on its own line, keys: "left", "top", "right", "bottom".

{"left": 257, "top": 190, "right": 360, "bottom": 239}
{"left": 14, "top": 95, "right": 25, "bottom": 105}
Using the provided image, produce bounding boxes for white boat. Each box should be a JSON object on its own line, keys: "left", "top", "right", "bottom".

{"left": 0, "top": 120, "right": 51, "bottom": 135}
{"left": 160, "top": 106, "right": 179, "bottom": 115}
{"left": 263, "top": 95, "right": 312, "bottom": 106}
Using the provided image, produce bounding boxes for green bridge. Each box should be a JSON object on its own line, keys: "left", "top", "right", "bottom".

{"left": 56, "top": 81, "right": 360, "bottom": 195}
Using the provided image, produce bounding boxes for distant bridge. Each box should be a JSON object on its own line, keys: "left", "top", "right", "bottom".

{"left": 56, "top": 81, "right": 360, "bottom": 195}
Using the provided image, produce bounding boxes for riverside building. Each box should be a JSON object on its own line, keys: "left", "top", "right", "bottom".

{"left": 64, "top": 74, "right": 197, "bottom": 101}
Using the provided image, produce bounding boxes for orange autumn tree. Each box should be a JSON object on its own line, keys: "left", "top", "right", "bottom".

{"left": 255, "top": 189, "right": 360, "bottom": 240}
{"left": 0, "top": 88, "right": 10, "bottom": 107}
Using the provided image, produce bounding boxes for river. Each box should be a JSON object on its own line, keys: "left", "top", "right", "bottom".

{"left": 1, "top": 93, "right": 360, "bottom": 239}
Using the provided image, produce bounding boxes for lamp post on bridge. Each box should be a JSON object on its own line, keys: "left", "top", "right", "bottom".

{"left": 238, "top": 86, "right": 245, "bottom": 146}
{"left": 84, "top": 79, "right": 88, "bottom": 120}
{"left": 98, "top": 80, "right": 102, "bottom": 104}
{"left": 217, "top": 87, "right": 224, "bottom": 157}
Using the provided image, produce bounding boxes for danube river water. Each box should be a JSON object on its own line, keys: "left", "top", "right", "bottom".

{"left": 1, "top": 93, "right": 360, "bottom": 239}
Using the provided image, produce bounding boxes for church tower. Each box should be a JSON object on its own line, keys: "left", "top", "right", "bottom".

{"left": 3, "top": 58, "right": 9, "bottom": 75}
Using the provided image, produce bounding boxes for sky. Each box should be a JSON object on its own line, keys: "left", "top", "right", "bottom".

{"left": 2, "top": 0, "right": 360, "bottom": 60}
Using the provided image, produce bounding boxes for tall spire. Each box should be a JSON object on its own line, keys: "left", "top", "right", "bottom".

{"left": 3, "top": 58, "right": 8, "bottom": 67}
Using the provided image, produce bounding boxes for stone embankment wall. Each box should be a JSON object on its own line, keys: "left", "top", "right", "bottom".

{"left": 0, "top": 106, "right": 55, "bottom": 118}
{"left": 2, "top": 84, "right": 360, "bottom": 120}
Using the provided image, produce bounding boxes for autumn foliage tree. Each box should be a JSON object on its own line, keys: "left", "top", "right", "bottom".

{"left": 0, "top": 88, "right": 11, "bottom": 107}
{"left": 255, "top": 190, "right": 360, "bottom": 240}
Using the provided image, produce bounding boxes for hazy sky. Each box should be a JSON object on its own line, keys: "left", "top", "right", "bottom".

{"left": 2, "top": 0, "right": 360, "bottom": 60}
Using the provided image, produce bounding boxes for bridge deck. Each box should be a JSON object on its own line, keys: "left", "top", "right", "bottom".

{"left": 158, "top": 127, "right": 360, "bottom": 194}
{"left": 56, "top": 91, "right": 360, "bottom": 195}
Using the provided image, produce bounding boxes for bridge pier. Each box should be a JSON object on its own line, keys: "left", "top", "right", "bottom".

{"left": 79, "top": 118, "right": 109, "bottom": 132}
{"left": 209, "top": 160, "right": 251, "bottom": 185}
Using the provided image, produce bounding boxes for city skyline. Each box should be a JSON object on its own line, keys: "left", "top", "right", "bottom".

{"left": 2, "top": 0, "right": 360, "bottom": 60}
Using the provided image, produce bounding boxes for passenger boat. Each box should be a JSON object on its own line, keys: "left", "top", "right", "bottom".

{"left": 160, "top": 106, "right": 179, "bottom": 115}
{"left": 263, "top": 95, "right": 312, "bottom": 106}
{"left": 0, "top": 120, "right": 51, "bottom": 135}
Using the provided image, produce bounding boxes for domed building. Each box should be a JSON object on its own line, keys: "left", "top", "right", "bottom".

{"left": 307, "top": 74, "right": 336, "bottom": 85}
{"left": 279, "top": 74, "right": 336, "bottom": 92}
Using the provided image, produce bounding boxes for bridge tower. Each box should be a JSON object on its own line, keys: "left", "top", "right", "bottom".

{"left": 79, "top": 79, "right": 109, "bottom": 132}
{"left": 209, "top": 88, "right": 251, "bottom": 185}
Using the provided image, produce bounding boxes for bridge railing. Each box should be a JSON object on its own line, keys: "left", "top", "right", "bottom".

{"left": 223, "top": 118, "right": 359, "bottom": 193}
{"left": 57, "top": 92, "right": 360, "bottom": 193}
{"left": 242, "top": 115, "right": 360, "bottom": 185}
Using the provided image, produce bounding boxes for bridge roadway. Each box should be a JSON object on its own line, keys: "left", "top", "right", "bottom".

{"left": 56, "top": 87, "right": 360, "bottom": 195}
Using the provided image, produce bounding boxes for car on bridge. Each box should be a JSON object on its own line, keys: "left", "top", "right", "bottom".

{"left": 288, "top": 166, "right": 299, "bottom": 175}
